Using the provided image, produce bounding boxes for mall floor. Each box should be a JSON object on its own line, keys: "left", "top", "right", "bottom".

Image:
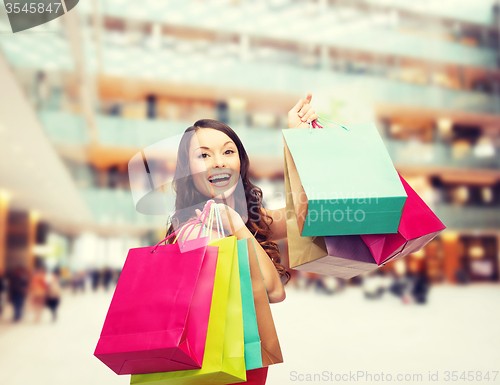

{"left": 0, "top": 283, "right": 499, "bottom": 385}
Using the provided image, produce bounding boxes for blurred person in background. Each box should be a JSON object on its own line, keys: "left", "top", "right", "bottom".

{"left": 90, "top": 269, "right": 100, "bottom": 291}
{"left": 71, "top": 271, "right": 86, "bottom": 294}
{"left": 0, "top": 271, "right": 5, "bottom": 317}
{"left": 410, "top": 259, "right": 431, "bottom": 304}
{"left": 411, "top": 271, "right": 430, "bottom": 304}
{"left": 292, "top": 271, "right": 319, "bottom": 291}
{"left": 315, "top": 276, "right": 346, "bottom": 295}
{"left": 102, "top": 268, "right": 113, "bottom": 292}
{"left": 380, "top": 271, "right": 393, "bottom": 293}
{"left": 30, "top": 264, "right": 47, "bottom": 323}
{"left": 362, "top": 271, "right": 385, "bottom": 299}
{"left": 7, "top": 266, "right": 29, "bottom": 322}
{"left": 455, "top": 266, "right": 470, "bottom": 285}
{"left": 389, "top": 271, "right": 415, "bottom": 304}
{"left": 33, "top": 70, "right": 51, "bottom": 109}
{"left": 114, "top": 268, "right": 122, "bottom": 286}
{"left": 387, "top": 259, "right": 415, "bottom": 304}
{"left": 45, "top": 268, "right": 62, "bottom": 322}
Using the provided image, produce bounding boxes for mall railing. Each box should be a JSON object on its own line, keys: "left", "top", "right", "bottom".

{"left": 96, "top": 46, "right": 500, "bottom": 105}
{"left": 354, "top": 0, "right": 495, "bottom": 26}
{"left": 39, "top": 110, "right": 500, "bottom": 170}
{"left": 39, "top": 111, "right": 89, "bottom": 143}
{"left": 384, "top": 139, "right": 500, "bottom": 170}
{"left": 79, "top": 188, "right": 167, "bottom": 229}
{"left": 75, "top": 1, "right": 498, "bottom": 68}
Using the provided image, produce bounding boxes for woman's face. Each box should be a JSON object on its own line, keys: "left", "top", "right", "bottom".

{"left": 189, "top": 128, "right": 241, "bottom": 199}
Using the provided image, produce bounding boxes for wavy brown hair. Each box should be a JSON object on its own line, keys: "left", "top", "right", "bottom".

{"left": 165, "top": 119, "right": 290, "bottom": 283}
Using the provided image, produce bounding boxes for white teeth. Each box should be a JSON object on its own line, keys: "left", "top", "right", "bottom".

{"left": 209, "top": 173, "right": 230, "bottom": 182}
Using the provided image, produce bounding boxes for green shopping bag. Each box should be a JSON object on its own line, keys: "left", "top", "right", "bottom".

{"left": 282, "top": 121, "right": 406, "bottom": 237}
{"left": 131, "top": 236, "right": 246, "bottom": 385}
{"left": 237, "top": 239, "right": 262, "bottom": 371}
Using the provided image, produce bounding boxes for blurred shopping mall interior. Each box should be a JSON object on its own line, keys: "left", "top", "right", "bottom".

{"left": 0, "top": 0, "right": 500, "bottom": 290}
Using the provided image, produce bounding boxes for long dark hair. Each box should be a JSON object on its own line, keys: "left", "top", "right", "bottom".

{"left": 165, "top": 119, "right": 290, "bottom": 282}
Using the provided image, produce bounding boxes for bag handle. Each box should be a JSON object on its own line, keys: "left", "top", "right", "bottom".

{"left": 184, "top": 200, "right": 225, "bottom": 242}
{"left": 180, "top": 200, "right": 214, "bottom": 242}
{"left": 151, "top": 200, "right": 217, "bottom": 253}
{"left": 170, "top": 200, "right": 225, "bottom": 248}
{"left": 209, "top": 202, "right": 226, "bottom": 239}
{"left": 174, "top": 200, "right": 225, "bottom": 248}
{"left": 309, "top": 117, "right": 350, "bottom": 134}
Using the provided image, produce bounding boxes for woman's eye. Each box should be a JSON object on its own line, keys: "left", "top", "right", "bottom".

{"left": 198, "top": 153, "right": 209, "bottom": 159}
{"left": 224, "top": 149, "right": 235, "bottom": 155}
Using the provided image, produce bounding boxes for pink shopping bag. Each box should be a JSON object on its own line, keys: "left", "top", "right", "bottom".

{"left": 94, "top": 204, "right": 219, "bottom": 375}
{"left": 360, "top": 174, "right": 446, "bottom": 265}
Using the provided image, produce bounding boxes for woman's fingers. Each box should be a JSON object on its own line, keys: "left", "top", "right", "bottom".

{"left": 199, "top": 200, "right": 216, "bottom": 220}
{"left": 303, "top": 110, "right": 318, "bottom": 123}
{"left": 293, "top": 93, "right": 313, "bottom": 114}
{"left": 290, "top": 98, "right": 305, "bottom": 114}
{"left": 217, "top": 203, "right": 230, "bottom": 216}
{"left": 298, "top": 104, "right": 311, "bottom": 118}
{"left": 287, "top": 92, "right": 316, "bottom": 128}
{"left": 203, "top": 200, "right": 215, "bottom": 211}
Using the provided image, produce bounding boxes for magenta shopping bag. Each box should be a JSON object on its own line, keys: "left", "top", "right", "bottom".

{"left": 361, "top": 175, "right": 446, "bottom": 265}
{"left": 94, "top": 204, "right": 220, "bottom": 375}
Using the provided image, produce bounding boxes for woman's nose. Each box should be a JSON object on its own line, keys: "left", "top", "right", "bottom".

{"left": 212, "top": 154, "right": 225, "bottom": 168}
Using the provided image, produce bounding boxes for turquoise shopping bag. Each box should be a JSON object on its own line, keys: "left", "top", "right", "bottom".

{"left": 282, "top": 121, "right": 407, "bottom": 237}
{"left": 237, "top": 239, "right": 262, "bottom": 371}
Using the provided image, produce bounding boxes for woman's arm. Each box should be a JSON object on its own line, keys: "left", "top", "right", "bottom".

{"left": 262, "top": 207, "right": 287, "bottom": 241}
{"left": 265, "top": 92, "right": 318, "bottom": 241}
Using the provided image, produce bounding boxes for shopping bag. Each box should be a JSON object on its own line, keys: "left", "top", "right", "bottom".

{"left": 237, "top": 239, "right": 262, "bottom": 371}
{"left": 285, "top": 153, "right": 379, "bottom": 279}
{"left": 282, "top": 122, "right": 406, "bottom": 237}
{"left": 94, "top": 205, "right": 219, "bottom": 375}
{"left": 286, "top": 219, "right": 380, "bottom": 279}
{"left": 361, "top": 174, "right": 446, "bottom": 265}
{"left": 131, "top": 236, "right": 247, "bottom": 385}
{"left": 246, "top": 238, "right": 283, "bottom": 366}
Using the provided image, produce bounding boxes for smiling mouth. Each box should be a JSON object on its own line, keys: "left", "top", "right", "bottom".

{"left": 208, "top": 173, "right": 232, "bottom": 187}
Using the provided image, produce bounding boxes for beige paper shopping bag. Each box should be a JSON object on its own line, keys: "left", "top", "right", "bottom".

{"left": 285, "top": 148, "right": 379, "bottom": 279}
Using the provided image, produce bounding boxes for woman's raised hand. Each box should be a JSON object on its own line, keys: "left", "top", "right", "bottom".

{"left": 288, "top": 92, "right": 318, "bottom": 129}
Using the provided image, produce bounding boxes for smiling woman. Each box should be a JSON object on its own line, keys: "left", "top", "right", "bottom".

{"left": 164, "top": 94, "right": 319, "bottom": 303}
